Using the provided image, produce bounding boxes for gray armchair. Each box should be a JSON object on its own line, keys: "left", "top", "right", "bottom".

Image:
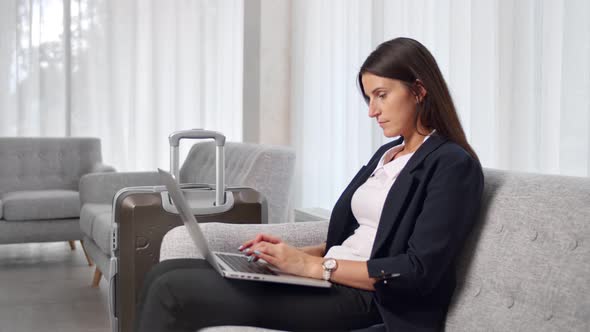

{"left": 0, "top": 137, "right": 114, "bottom": 260}
{"left": 79, "top": 141, "right": 296, "bottom": 287}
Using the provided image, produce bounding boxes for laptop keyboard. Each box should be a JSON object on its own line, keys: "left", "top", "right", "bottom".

{"left": 216, "top": 253, "right": 278, "bottom": 275}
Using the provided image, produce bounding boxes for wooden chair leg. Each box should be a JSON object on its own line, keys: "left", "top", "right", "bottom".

{"left": 80, "top": 240, "right": 93, "bottom": 266}
{"left": 92, "top": 267, "right": 103, "bottom": 288}
{"left": 68, "top": 240, "right": 76, "bottom": 250}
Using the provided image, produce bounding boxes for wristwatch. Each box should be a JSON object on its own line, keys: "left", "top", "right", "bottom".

{"left": 322, "top": 258, "right": 338, "bottom": 281}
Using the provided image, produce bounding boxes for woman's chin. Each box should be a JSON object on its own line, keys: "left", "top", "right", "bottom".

{"left": 382, "top": 128, "right": 401, "bottom": 138}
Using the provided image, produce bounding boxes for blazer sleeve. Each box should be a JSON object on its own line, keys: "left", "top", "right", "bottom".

{"left": 366, "top": 152, "right": 484, "bottom": 298}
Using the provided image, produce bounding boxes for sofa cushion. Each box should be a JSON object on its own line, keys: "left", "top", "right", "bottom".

{"left": 80, "top": 203, "right": 113, "bottom": 254}
{"left": 1, "top": 190, "right": 80, "bottom": 221}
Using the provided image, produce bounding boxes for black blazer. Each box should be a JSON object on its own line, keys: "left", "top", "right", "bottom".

{"left": 326, "top": 134, "right": 484, "bottom": 332}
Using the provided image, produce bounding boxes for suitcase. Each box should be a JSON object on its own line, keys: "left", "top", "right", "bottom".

{"left": 108, "top": 130, "right": 267, "bottom": 332}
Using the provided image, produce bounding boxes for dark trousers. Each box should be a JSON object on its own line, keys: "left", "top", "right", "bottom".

{"left": 135, "top": 259, "right": 383, "bottom": 332}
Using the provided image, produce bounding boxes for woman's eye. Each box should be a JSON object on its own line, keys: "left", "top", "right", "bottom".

{"left": 378, "top": 93, "right": 386, "bottom": 99}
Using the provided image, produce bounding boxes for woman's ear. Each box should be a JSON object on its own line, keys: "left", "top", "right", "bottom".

{"left": 414, "top": 80, "right": 427, "bottom": 103}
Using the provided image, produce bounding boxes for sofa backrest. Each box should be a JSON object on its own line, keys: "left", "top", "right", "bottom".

{"left": 179, "top": 141, "right": 296, "bottom": 224}
{"left": 0, "top": 137, "right": 102, "bottom": 194}
{"left": 446, "top": 168, "right": 590, "bottom": 331}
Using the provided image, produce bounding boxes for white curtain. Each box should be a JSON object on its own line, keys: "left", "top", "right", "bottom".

{"left": 0, "top": 0, "right": 67, "bottom": 136}
{"left": 290, "top": 0, "right": 375, "bottom": 211}
{"left": 0, "top": 0, "right": 244, "bottom": 171}
{"left": 291, "top": 0, "right": 590, "bottom": 210}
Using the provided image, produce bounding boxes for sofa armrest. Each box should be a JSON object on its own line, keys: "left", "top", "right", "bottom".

{"left": 89, "top": 162, "right": 117, "bottom": 173}
{"left": 160, "top": 221, "right": 330, "bottom": 261}
{"left": 79, "top": 171, "right": 161, "bottom": 205}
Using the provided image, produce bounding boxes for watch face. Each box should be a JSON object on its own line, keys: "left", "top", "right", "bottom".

{"left": 324, "top": 259, "right": 337, "bottom": 269}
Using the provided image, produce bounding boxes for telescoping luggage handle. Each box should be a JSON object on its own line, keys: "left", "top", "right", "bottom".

{"left": 168, "top": 129, "right": 229, "bottom": 210}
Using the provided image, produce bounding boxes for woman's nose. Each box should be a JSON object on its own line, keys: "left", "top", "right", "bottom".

{"left": 368, "top": 103, "right": 379, "bottom": 118}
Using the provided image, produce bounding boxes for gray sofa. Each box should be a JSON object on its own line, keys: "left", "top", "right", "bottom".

{"left": 161, "top": 168, "right": 590, "bottom": 331}
{"left": 0, "top": 137, "right": 114, "bottom": 247}
{"left": 79, "top": 141, "right": 296, "bottom": 287}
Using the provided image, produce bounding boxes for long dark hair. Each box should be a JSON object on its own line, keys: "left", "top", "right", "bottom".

{"left": 358, "top": 37, "right": 479, "bottom": 162}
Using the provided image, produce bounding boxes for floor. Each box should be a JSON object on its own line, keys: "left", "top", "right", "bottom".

{"left": 0, "top": 241, "right": 110, "bottom": 332}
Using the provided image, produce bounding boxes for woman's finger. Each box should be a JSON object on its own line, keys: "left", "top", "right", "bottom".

{"left": 238, "top": 240, "right": 254, "bottom": 251}
{"left": 238, "top": 233, "right": 281, "bottom": 251}
{"left": 239, "top": 234, "right": 264, "bottom": 251}
{"left": 244, "top": 240, "right": 268, "bottom": 257}
{"left": 259, "top": 233, "right": 282, "bottom": 244}
{"left": 249, "top": 242, "right": 273, "bottom": 261}
{"left": 252, "top": 234, "right": 281, "bottom": 245}
{"left": 252, "top": 250, "right": 278, "bottom": 266}
{"left": 258, "top": 242, "right": 278, "bottom": 256}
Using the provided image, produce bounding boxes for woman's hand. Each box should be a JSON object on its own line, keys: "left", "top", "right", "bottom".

{"left": 299, "top": 243, "right": 327, "bottom": 257}
{"left": 238, "top": 233, "right": 283, "bottom": 253}
{"left": 239, "top": 235, "right": 376, "bottom": 288}
{"left": 246, "top": 241, "right": 323, "bottom": 279}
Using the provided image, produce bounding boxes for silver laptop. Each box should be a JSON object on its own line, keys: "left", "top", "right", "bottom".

{"left": 158, "top": 168, "right": 331, "bottom": 288}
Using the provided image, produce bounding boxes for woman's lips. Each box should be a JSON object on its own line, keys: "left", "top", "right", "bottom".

{"left": 378, "top": 121, "right": 388, "bottom": 127}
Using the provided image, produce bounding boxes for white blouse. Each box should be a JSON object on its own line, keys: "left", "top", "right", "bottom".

{"left": 324, "top": 134, "right": 432, "bottom": 261}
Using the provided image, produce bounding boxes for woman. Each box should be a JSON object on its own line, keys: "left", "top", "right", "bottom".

{"left": 136, "top": 37, "right": 484, "bottom": 332}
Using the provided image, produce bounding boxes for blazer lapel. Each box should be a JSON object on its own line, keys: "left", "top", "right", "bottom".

{"left": 340, "top": 136, "right": 405, "bottom": 202}
{"left": 370, "top": 173, "right": 416, "bottom": 257}
{"left": 327, "top": 138, "right": 403, "bottom": 249}
{"left": 370, "top": 134, "right": 448, "bottom": 257}
{"left": 402, "top": 134, "right": 447, "bottom": 174}
{"left": 326, "top": 161, "right": 378, "bottom": 247}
